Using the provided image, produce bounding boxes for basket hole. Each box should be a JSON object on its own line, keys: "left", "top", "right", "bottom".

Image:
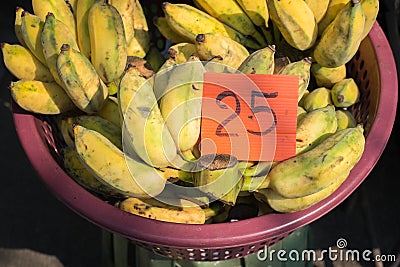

{"left": 362, "top": 70, "right": 368, "bottom": 80}
{"left": 188, "top": 257, "right": 196, "bottom": 261}
{"left": 213, "top": 251, "right": 220, "bottom": 256}
{"left": 213, "top": 256, "right": 220, "bottom": 260}
{"left": 238, "top": 247, "right": 244, "bottom": 252}
{"left": 359, "top": 60, "right": 365, "bottom": 70}
{"left": 200, "top": 252, "right": 208, "bottom": 257}
{"left": 200, "top": 258, "right": 207, "bottom": 261}
{"left": 224, "top": 255, "right": 232, "bottom": 260}
{"left": 235, "top": 253, "right": 243, "bottom": 258}
{"left": 249, "top": 245, "right": 256, "bottom": 250}
{"left": 188, "top": 252, "right": 195, "bottom": 257}
{"left": 348, "top": 62, "right": 355, "bottom": 74}
{"left": 364, "top": 80, "right": 370, "bottom": 91}
{"left": 224, "top": 250, "right": 232, "bottom": 255}
{"left": 186, "top": 248, "right": 195, "bottom": 252}
{"left": 247, "top": 250, "right": 255, "bottom": 255}
{"left": 354, "top": 71, "right": 359, "bottom": 81}
{"left": 355, "top": 50, "right": 361, "bottom": 60}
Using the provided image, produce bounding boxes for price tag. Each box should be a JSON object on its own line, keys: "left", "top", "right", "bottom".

{"left": 200, "top": 73, "right": 299, "bottom": 162}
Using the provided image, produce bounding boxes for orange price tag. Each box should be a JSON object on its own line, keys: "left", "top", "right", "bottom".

{"left": 200, "top": 73, "right": 298, "bottom": 162}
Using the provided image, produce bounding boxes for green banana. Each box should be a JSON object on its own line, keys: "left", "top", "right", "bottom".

{"left": 41, "top": 12, "right": 80, "bottom": 88}
{"left": 119, "top": 66, "right": 178, "bottom": 168}
{"left": 318, "top": 0, "right": 350, "bottom": 36}
{"left": 159, "top": 55, "right": 205, "bottom": 152}
{"left": 162, "top": 2, "right": 261, "bottom": 49}
{"left": 238, "top": 45, "right": 276, "bottom": 74}
{"left": 361, "top": 0, "right": 379, "bottom": 40}
{"left": 195, "top": 33, "right": 249, "bottom": 70}
{"left": 295, "top": 105, "right": 338, "bottom": 155}
{"left": 88, "top": 1, "right": 127, "bottom": 84}
{"left": 302, "top": 87, "right": 333, "bottom": 112}
{"left": 20, "top": 11, "right": 47, "bottom": 65}
{"left": 193, "top": 0, "right": 266, "bottom": 46}
{"left": 57, "top": 44, "right": 108, "bottom": 114}
{"left": 126, "top": 0, "right": 150, "bottom": 58}
{"left": 14, "top": 7, "right": 26, "bottom": 46}
{"left": 74, "top": 125, "right": 166, "bottom": 197}
{"left": 9, "top": 80, "right": 75, "bottom": 114}
{"left": 32, "top": 0, "right": 77, "bottom": 39}
{"left": 167, "top": 42, "right": 197, "bottom": 64}
{"left": 97, "top": 96, "right": 121, "bottom": 127}
{"left": 269, "top": 125, "right": 365, "bottom": 198}
{"left": 267, "top": 0, "right": 317, "bottom": 51}
{"left": 298, "top": 89, "right": 309, "bottom": 108}
{"left": 297, "top": 106, "right": 307, "bottom": 123}
{"left": 313, "top": 0, "right": 365, "bottom": 68}
{"left": 1, "top": 43, "right": 54, "bottom": 82}
{"left": 153, "top": 17, "right": 191, "bottom": 44}
{"left": 76, "top": 0, "right": 98, "bottom": 59}
{"left": 311, "top": 63, "right": 347, "bottom": 88}
{"left": 109, "top": 0, "right": 135, "bottom": 44}
{"left": 278, "top": 57, "right": 312, "bottom": 102}
{"left": 304, "top": 0, "right": 330, "bottom": 23}
{"left": 235, "top": 0, "right": 269, "bottom": 27}
{"left": 331, "top": 78, "right": 360, "bottom": 107}
{"left": 336, "top": 109, "right": 357, "bottom": 130}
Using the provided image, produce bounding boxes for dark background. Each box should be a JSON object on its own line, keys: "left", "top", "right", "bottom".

{"left": 0, "top": 1, "right": 399, "bottom": 266}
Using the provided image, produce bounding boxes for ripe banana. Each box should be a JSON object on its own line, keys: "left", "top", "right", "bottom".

{"left": 269, "top": 125, "right": 365, "bottom": 198}
{"left": 302, "top": 87, "right": 333, "bottom": 112}
{"left": 9, "top": 80, "right": 75, "bottom": 114}
{"left": 153, "top": 17, "right": 190, "bottom": 44}
{"left": 159, "top": 55, "right": 205, "bottom": 152}
{"left": 331, "top": 78, "right": 360, "bottom": 108}
{"left": 238, "top": 45, "right": 276, "bottom": 74}
{"left": 360, "top": 0, "right": 379, "bottom": 40}
{"left": 118, "top": 67, "right": 147, "bottom": 117}
{"left": 167, "top": 42, "right": 197, "bottom": 64}
{"left": 313, "top": 0, "right": 365, "bottom": 68}
{"left": 74, "top": 125, "right": 166, "bottom": 197}
{"left": 57, "top": 44, "right": 108, "bottom": 114}
{"left": 336, "top": 109, "right": 357, "bottom": 130}
{"left": 41, "top": 12, "right": 80, "bottom": 88}
{"left": 32, "top": 0, "right": 77, "bottom": 39}
{"left": 14, "top": 7, "right": 26, "bottom": 46}
{"left": 97, "top": 96, "right": 121, "bottom": 127}
{"left": 1, "top": 43, "right": 54, "bottom": 82}
{"left": 297, "top": 106, "right": 307, "bottom": 123}
{"left": 235, "top": 0, "right": 269, "bottom": 27}
{"left": 126, "top": 0, "right": 150, "bottom": 58}
{"left": 304, "top": 0, "right": 330, "bottom": 23}
{"left": 153, "top": 57, "right": 177, "bottom": 101}
{"left": 76, "top": 0, "right": 98, "bottom": 59}
{"left": 267, "top": 0, "right": 317, "bottom": 51}
{"left": 318, "top": 0, "right": 350, "bottom": 36}
{"left": 20, "top": 11, "right": 47, "bottom": 65}
{"left": 295, "top": 105, "right": 338, "bottom": 155}
{"left": 311, "top": 63, "right": 347, "bottom": 88}
{"left": 162, "top": 2, "right": 261, "bottom": 49}
{"left": 88, "top": 1, "right": 127, "bottom": 84}
{"left": 278, "top": 57, "right": 312, "bottom": 102}
{"left": 109, "top": 0, "right": 135, "bottom": 44}
{"left": 193, "top": 0, "right": 266, "bottom": 46}
{"left": 195, "top": 33, "right": 249, "bottom": 70}
{"left": 119, "top": 66, "right": 178, "bottom": 168}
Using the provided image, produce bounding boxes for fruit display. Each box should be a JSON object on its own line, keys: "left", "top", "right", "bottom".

{"left": 3, "top": 0, "right": 379, "bottom": 225}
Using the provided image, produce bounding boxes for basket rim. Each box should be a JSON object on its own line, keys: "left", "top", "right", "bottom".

{"left": 11, "top": 22, "right": 398, "bottom": 250}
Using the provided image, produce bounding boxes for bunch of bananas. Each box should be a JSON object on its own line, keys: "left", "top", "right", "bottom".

{"left": 2, "top": 0, "right": 376, "bottom": 224}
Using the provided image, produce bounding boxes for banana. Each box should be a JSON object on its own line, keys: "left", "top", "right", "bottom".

{"left": 193, "top": 0, "right": 266, "bottom": 46}
{"left": 311, "top": 63, "right": 347, "bottom": 88}
{"left": 32, "top": 0, "right": 77, "bottom": 39}
{"left": 74, "top": 125, "right": 166, "bottom": 197}
{"left": 331, "top": 78, "right": 360, "bottom": 108}
{"left": 304, "top": 0, "right": 330, "bottom": 23}
{"left": 88, "top": 1, "right": 127, "bottom": 84}
{"left": 162, "top": 2, "right": 261, "bottom": 50}
{"left": 302, "top": 87, "right": 333, "bottom": 112}
{"left": 235, "top": 0, "right": 269, "bottom": 27}
{"left": 256, "top": 171, "right": 350, "bottom": 213}
{"left": 126, "top": 0, "right": 150, "bottom": 58}
{"left": 336, "top": 109, "right": 357, "bottom": 130}
{"left": 361, "top": 0, "right": 379, "bottom": 40}
{"left": 268, "top": 125, "right": 365, "bottom": 198}
{"left": 267, "top": 0, "right": 317, "bottom": 51}
{"left": 238, "top": 45, "right": 275, "bottom": 74}
{"left": 109, "top": 0, "right": 135, "bottom": 44}
{"left": 297, "top": 106, "right": 307, "bottom": 123}
{"left": 20, "top": 11, "right": 47, "bottom": 65}
{"left": 295, "top": 105, "right": 338, "bottom": 155}
{"left": 9, "top": 80, "right": 75, "bottom": 114}
{"left": 159, "top": 55, "right": 205, "bottom": 152}
{"left": 167, "top": 42, "right": 197, "bottom": 64}
{"left": 66, "top": 0, "right": 78, "bottom": 16}
{"left": 153, "top": 17, "right": 191, "bottom": 44}
{"left": 119, "top": 66, "right": 178, "bottom": 168}
{"left": 195, "top": 33, "right": 249, "bottom": 70}
{"left": 313, "top": 0, "right": 365, "bottom": 68}
{"left": 76, "top": 0, "right": 98, "bottom": 59}
{"left": 41, "top": 12, "right": 80, "bottom": 88}
{"left": 318, "top": 0, "right": 350, "bottom": 36}
{"left": 117, "top": 67, "right": 147, "bottom": 116}
{"left": 145, "top": 45, "right": 165, "bottom": 72}
{"left": 153, "top": 57, "right": 177, "bottom": 101}
{"left": 14, "top": 7, "right": 26, "bottom": 46}
{"left": 1, "top": 43, "right": 54, "bottom": 82}
{"left": 278, "top": 57, "right": 312, "bottom": 102}
{"left": 57, "top": 44, "right": 108, "bottom": 113}
{"left": 118, "top": 197, "right": 207, "bottom": 224}
{"left": 298, "top": 89, "right": 309, "bottom": 108}
{"left": 97, "top": 96, "right": 121, "bottom": 126}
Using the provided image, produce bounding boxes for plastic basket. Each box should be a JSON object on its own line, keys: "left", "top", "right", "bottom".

{"left": 11, "top": 17, "right": 397, "bottom": 261}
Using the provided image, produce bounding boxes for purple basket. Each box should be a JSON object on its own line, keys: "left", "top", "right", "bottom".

{"left": 11, "top": 22, "right": 398, "bottom": 261}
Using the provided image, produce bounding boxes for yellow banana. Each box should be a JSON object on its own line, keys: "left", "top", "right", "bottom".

{"left": 331, "top": 78, "right": 360, "bottom": 107}
{"left": 117, "top": 68, "right": 147, "bottom": 117}
{"left": 267, "top": 0, "right": 317, "bottom": 51}
{"left": 126, "top": 0, "right": 150, "bottom": 58}
{"left": 297, "top": 106, "right": 307, "bottom": 123}
{"left": 311, "top": 63, "right": 347, "bottom": 88}
{"left": 57, "top": 44, "right": 108, "bottom": 114}
{"left": 9, "top": 80, "right": 75, "bottom": 114}
{"left": 167, "top": 42, "right": 197, "bottom": 64}
{"left": 109, "top": 0, "right": 135, "bottom": 44}
{"left": 318, "top": 0, "right": 350, "bottom": 36}
{"left": 235, "top": 0, "right": 269, "bottom": 27}
{"left": 153, "top": 57, "right": 177, "bottom": 101}
{"left": 20, "top": 11, "right": 47, "bottom": 65}
{"left": 76, "top": 0, "right": 98, "bottom": 59}
{"left": 269, "top": 125, "right": 365, "bottom": 198}
{"left": 32, "top": 0, "right": 77, "bottom": 39}
{"left": 153, "top": 16, "right": 191, "bottom": 44}
{"left": 97, "top": 96, "right": 121, "bottom": 127}
{"left": 119, "top": 66, "right": 178, "bottom": 168}
{"left": 1, "top": 43, "right": 54, "bottom": 82}
{"left": 302, "top": 87, "right": 333, "bottom": 112}
{"left": 195, "top": 33, "right": 249, "bottom": 70}
{"left": 238, "top": 45, "right": 275, "bottom": 74}
{"left": 14, "top": 7, "right": 26, "bottom": 46}
{"left": 193, "top": 0, "right": 266, "bottom": 46}
{"left": 314, "top": 0, "right": 365, "bottom": 68}
{"left": 361, "top": 0, "right": 379, "bottom": 40}
{"left": 336, "top": 109, "right": 357, "bottom": 130}
{"left": 74, "top": 125, "right": 166, "bottom": 197}
{"left": 162, "top": 2, "right": 261, "bottom": 49}
{"left": 88, "top": 2, "right": 127, "bottom": 84}
{"left": 159, "top": 55, "right": 205, "bottom": 152}
{"left": 304, "top": 0, "right": 330, "bottom": 23}
{"left": 41, "top": 12, "right": 80, "bottom": 88}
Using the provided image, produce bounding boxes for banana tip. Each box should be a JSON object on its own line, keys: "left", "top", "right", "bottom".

{"left": 196, "top": 34, "right": 205, "bottom": 43}
{"left": 162, "top": 2, "right": 170, "bottom": 9}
